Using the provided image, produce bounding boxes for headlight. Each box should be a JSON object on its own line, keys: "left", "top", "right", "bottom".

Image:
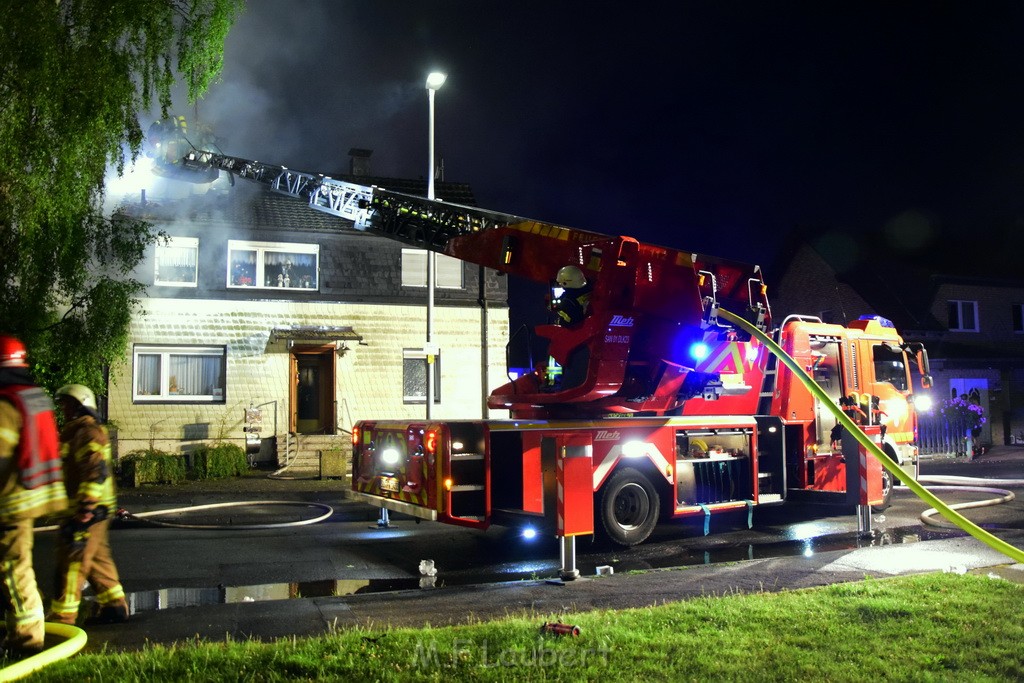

{"left": 911, "top": 394, "right": 933, "bottom": 412}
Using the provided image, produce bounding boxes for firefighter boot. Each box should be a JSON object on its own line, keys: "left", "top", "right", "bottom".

{"left": 87, "top": 598, "right": 129, "bottom": 625}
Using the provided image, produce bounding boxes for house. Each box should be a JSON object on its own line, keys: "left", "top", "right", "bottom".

{"left": 771, "top": 233, "right": 1024, "bottom": 447}
{"left": 107, "top": 154, "right": 511, "bottom": 475}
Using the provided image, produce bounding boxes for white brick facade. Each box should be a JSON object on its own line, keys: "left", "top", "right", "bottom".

{"left": 109, "top": 297, "right": 510, "bottom": 455}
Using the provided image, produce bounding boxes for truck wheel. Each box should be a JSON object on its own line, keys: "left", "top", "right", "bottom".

{"left": 872, "top": 468, "right": 894, "bottom": 512}
{"left": 599, "top": 467, "right": 660, "bottom": 546}
{"left": 871, "top": 443, "right": 899, "bottom": 512}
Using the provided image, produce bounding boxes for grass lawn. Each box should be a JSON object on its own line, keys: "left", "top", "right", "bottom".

{"left": 25, "top": 572, "right": 1024, "bottom": 682}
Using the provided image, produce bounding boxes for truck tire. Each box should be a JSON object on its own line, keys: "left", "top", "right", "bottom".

{"left": 599, "top": 467, "right": 660, "bottom": 546}
{"left": 871, "top": 444, "right": 898, "bottom": 512}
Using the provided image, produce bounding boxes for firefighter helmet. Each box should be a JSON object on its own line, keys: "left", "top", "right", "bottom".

{"left": 555, "top": 265, "right": 587, "bottom": 289}
{"left": 55, "top": 384, "right": 98, "bottom": 411}
{"left": 0, "top": 335, "right": 28, "bottom": 368}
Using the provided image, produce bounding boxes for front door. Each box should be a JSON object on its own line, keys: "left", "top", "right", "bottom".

{"left": 290, "top": 345, "right": 336, "bottom": 434}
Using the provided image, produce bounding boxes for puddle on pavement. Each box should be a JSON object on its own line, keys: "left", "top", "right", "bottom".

{"left": 126, "top": 578, "right": 432, "bottom": 613}
{"left": 124, "top": 526, "right": 959, "bottom": 613}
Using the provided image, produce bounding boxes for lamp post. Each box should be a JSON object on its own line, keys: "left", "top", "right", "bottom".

{"left": 425, "top": 71, "right": 446, "bottom": 419}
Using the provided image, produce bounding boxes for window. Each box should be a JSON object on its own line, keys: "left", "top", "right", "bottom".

{"left": 1013, "top": 304, "right": 1024, "bottom": 333}
{"left": 133, "top": 345, "right": 226, "bottom": 403}
{"left": 227, "top": 240, "right": 319, "bottom": 290}
{"left": 872, "top": 344, "right": 908, "bottom": 391}
{"left": 403, "top": 348, "right": 440, "bottom": 404}
{"left": 401, "top": 249, "right": 463, "bottom": 289}
{"left": 947, "top": 300, "right": 978, "bottom": 332}
{"left": 154, "top": 236, "right": 198, "bottom": 287}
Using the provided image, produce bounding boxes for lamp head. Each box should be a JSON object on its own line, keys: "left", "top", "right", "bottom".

{"left": 426, "top": 71, "right": 447, "bottom": 90}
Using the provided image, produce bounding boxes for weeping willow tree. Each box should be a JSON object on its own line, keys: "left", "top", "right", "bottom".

{"left": 0, "top": 0, "right": 243, "bottom": 395}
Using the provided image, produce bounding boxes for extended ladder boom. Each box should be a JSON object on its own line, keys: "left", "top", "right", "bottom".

{"left": 184, "top": 147, "right": 773, "bottom": 417}
{"left": 185, "top": 150, "right": 373, "bottom": 223}
{"left": 186, "top": 149, "right": 536, "bottom": 253}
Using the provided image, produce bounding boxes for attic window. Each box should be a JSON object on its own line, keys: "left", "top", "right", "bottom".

{"left": 227, "top": 240, "right": 319, "bottom": 290}
{"left": 947, "top": 300, "right": 978, "bottom": 333}
{"left": 154, "top": 236, "right": 198, "bottom": 287}
{"left": 401, "top": 249, "right": 463, "bottom": 289}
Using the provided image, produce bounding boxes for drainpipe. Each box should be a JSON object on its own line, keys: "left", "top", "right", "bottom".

{"left": 479, "top": 265, "right": 489, "bottom": 418}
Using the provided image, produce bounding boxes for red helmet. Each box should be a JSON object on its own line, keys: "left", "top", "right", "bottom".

{"left": 0, "top": 335, "right": 28, "bottom": 368}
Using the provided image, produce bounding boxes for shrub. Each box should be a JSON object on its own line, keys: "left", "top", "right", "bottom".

{"left": 119, "top": 449, "right": 187, "bottom": 487}
{"left": 189, "top": 443, "right": 249, "bottom": 480}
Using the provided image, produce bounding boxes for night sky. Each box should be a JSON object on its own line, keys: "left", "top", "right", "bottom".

{"left": 179, "top": 1, "right": 1024, "bottom": 278}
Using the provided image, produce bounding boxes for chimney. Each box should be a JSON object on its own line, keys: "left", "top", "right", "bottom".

{"left": 348, "top": 148, "right": 372, "bottom": 177}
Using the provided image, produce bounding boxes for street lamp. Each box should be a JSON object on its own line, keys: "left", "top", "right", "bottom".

{"left": 425, "top": 71, "right": 446, "bottom": 419}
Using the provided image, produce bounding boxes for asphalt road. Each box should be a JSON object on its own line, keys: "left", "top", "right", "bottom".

{"left": 29, "top": 450, "right": 1024, "bottom": 603}
{"left": 24, "top": 448, "right": 1024, "bottom": 652}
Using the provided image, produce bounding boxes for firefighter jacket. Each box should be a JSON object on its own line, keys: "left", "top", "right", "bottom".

{"left": 59, "top": 415, "right": 117, "bottom": 518}
{"left": 0, "top": 385, "right": 68, "bottom": 522}
{"left": 552, "top": 285, "right": 593, "bottom": 326}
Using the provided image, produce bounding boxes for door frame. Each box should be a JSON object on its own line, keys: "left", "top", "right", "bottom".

{"left": 289, "top": 344, "right": 337, "bottom": 434}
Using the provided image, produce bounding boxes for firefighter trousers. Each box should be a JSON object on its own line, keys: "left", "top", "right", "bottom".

{"left": 0, "top": 520, "right": 45, "bottom": 651}
{"left": 48, "top": 518, "right": 126, "bottom": 624}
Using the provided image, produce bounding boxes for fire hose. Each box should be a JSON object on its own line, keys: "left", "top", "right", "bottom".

{"left": 912, "top": 475, "right": 1024, "bottom": 529}
{"left": 719, "top": 307, "right": 1024, "bottom": 564}
{"left": 4, "top": 500, "right": 333, "bottom": 679}
{"left": 0, "top": 623, "right": 86, "bottom": 682}
{"left": 35, "top": 501, "right": 334, "bottom": 532}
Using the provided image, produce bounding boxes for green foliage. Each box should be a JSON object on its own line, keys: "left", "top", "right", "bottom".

{"left": 189, "top": 443, "right": 249, "bottom": 480}
{"left": 120, "top": 443, "right": 249, "bottom": 486}
{"left": 0, "top": 0, "right": 243, "bottom": 395}
{"left": 26, "top": 573, "right": 1024, "bottom": 681}
{"left": 119, "top": 449, "right": 186, "bottom": 487}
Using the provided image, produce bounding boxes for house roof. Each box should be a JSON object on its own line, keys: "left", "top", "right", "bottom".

{"left": 770, "top": 226, "right": 1024, "bottom": 334}
{"left": 123, "top": 175, "right": 477, "bottom": 233}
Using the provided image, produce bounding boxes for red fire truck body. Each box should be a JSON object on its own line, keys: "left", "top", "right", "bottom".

{"left": 189, "top": 149, "right": 931, "bottom": 546}
{"left": 337, "top": 189, "right": 930, "bottom": 546}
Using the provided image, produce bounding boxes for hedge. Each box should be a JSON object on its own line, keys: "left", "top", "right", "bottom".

{"left": 119, "top": 449, "right": 187, "bottom": 487}
{"left": 119, "top": 443, "right": 249, "bottom": 487}
{"left": 189, "top": 443, "right": 249, "bottom": 480}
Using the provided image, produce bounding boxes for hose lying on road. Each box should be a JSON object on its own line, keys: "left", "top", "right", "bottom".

{"left": 908, "top": 475, "right": 1024, "bottom": 529}
{"left": 118, "top": 501, "right": 335, "bottom": 530}
{"left": 35, "top": 501, "right": 334, "bottom": 532}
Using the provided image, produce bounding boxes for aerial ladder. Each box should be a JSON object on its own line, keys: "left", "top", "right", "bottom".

{"left": 185, "top": 148, "right": 774, "bottom": 421}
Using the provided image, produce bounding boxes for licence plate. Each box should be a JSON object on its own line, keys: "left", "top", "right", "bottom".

{"left": 379, "top": 476, "right": 399, "bottom": 493}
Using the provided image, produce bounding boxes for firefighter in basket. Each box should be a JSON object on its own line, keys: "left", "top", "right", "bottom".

{"left": 47, "top": 384, "right": 128, "bottom": 626}
{"left": 550, "top": 265, "right": 592, "bottom": 327}
{"left": 0, "top": 335, "right": 67, "bottom": 656}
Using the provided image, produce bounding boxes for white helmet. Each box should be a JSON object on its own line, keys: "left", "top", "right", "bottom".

{"left": 55, "top": 384, "right": 97, "bottom": 411}
{"left": 555, "top": 265, "right": 587, "bottom": 289}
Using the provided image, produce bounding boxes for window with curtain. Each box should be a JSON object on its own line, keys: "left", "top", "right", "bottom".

{"left": 133, "top": 345, "right": 226, "bottom": 403}
{"left": 227, "top": 240, "right": 319, "bottom": 290}
{"left": 401, "top": 249, "right": 463, "bottom": 289}
{"left": 154, "top": 236, "right": 199, "bottom": 287}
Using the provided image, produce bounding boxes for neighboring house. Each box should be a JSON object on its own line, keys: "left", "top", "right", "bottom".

{"left": 107, "top": 156, "right": 510, "bottom": 472}
{"left": 772, "top": 237, "right": 1024, "bottom": 447}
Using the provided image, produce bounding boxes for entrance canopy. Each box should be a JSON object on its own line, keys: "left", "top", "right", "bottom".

{"left": 270, "top": 325, "right": 363, "bottom": 344}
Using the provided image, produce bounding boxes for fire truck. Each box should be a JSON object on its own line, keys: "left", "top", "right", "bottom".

{"left": 186, "top": 147, "right": 933, "bottom": 547}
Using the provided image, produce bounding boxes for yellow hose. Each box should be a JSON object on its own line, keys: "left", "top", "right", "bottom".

{"left": 718, "top": 307, "right": 1024, "bottom": 564}
{"left": 0, "top": 622, "right": 87, "bottom": 682}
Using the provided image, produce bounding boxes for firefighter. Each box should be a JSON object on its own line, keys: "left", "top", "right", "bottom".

{"left": 47, "top": 384, "right": 128, "bottom": 626}
{"left": 550, "top": 265, "right": 592, "bottom": 327}
{"left": 0, "top": 335, "right": 68, "bottom": 656}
